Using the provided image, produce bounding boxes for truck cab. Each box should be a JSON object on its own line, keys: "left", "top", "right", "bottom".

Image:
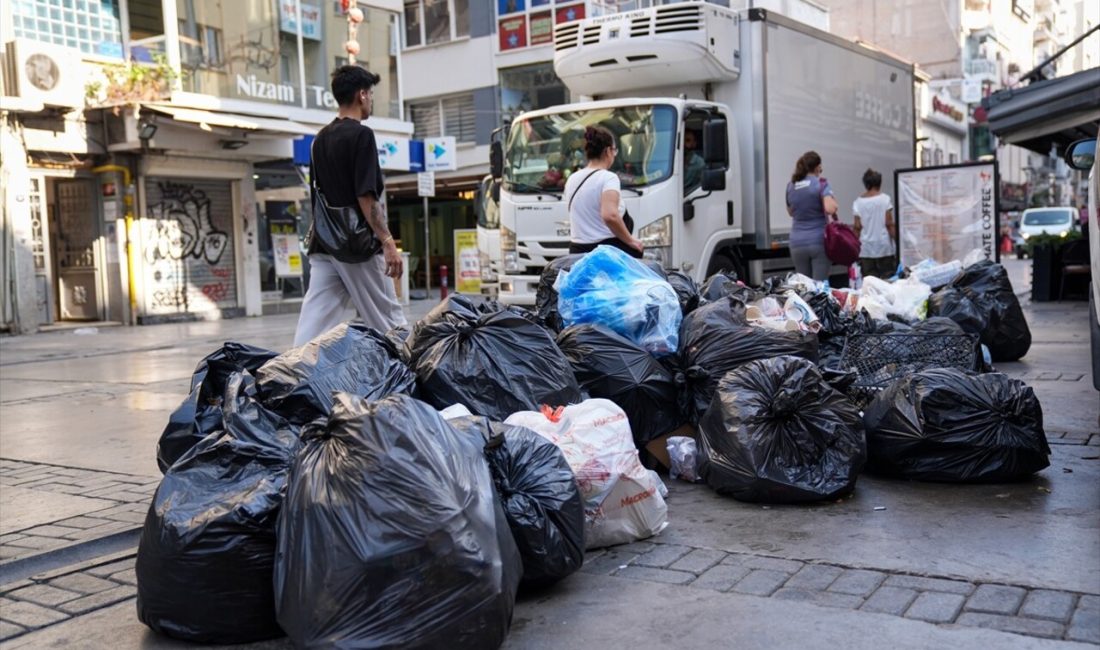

{"left": 498, "top": 98, "right": 738, "bottom": 303}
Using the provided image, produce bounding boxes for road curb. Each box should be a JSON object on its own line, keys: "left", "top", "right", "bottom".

{"left": 0, "top": 528, "right": 141, "bottom": 587}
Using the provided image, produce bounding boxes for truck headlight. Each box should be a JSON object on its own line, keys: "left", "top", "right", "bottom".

{"left": 1059, "top": 230, "right": 1068, "bottom": 238}
{"left": 501, "top": 227, "right": 522, "bottom": 272}
{"left": 1021, "top": 232, "right": 1030, "bottom": 240}
{"left": 639, "top": 215, "right": 672, "bottom": 247}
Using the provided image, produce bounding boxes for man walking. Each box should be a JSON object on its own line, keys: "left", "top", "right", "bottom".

{"left": 293, "top": 65, "right": 406, "bottom": 346}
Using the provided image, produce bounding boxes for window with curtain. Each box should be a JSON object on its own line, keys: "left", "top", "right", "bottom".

{"left": 403, "top": 0, "right": 469, "bottom": 47}
{"left": 410, "top": 94, "right": 476, "bottom": 143}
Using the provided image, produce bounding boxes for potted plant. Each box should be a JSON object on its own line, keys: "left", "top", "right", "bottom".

{"left": 1027, "top": 231, "right": 1082, "bottom": 301}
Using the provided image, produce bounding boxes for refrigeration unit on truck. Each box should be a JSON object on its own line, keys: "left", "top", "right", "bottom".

{"left": 492, "top": 2, "right": 915, "bottom": 304}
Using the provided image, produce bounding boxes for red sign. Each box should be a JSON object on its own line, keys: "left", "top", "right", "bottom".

{"left": 530, "top": 11, "right": 553, "bottom": 46}
{"left": 499, "top": 16, "right": 527, "bottom": 50}
{"left": 556, "top": 3, "right": 585, "bottom": 24}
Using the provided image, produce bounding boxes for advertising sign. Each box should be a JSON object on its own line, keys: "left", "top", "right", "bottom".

{"left": 424, "top": 136, "right": 457, "bottom": 172}
{"left": 376, "top": 135, "right": 410, "bottom": 171}
{"left": 271, "top": 222, "right": 303, "bottom": 277}
{"left": 556, "top": 3, "right": 585, "bottom": 23}
{"left": 530, "top": 11, "right": 553, "bottom": 45}
{"left": 895, "top": 161, "right": 999, "bottom": 268}
{"left": 453, "top": 229, "right": 482, "bottom": 295}
{"left": 279, "top": 1, "right": 321, "bottom": 40}
{"left": 499, "top": 15, "right": 527, "bottom": 50}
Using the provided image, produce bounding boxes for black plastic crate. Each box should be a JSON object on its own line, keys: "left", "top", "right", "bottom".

{"left": 839, "top": 333, "right": 980, "bottom": 408}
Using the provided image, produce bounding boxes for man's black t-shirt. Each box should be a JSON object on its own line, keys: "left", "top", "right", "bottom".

{"left": 312, "top": 117, "right": 384, "bottom": 206}
{"left": 308, "top": 117, "right": 384, "bottom": 255}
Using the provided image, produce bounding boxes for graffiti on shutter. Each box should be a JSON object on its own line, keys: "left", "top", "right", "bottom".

{"left": 142, "top": 179, "right": 237, "bottom": 314}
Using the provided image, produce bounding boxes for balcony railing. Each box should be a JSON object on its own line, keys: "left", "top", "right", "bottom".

{"left": 965, "top": 58, "right": 998, "bottom": 79}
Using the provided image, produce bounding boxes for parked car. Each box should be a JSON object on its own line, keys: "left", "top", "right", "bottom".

{"left": 1018, "top": 206, "right": 1079, "bottom": 247}
{"left": 1062, "top": 138, "right": 1098, "bottom": 393}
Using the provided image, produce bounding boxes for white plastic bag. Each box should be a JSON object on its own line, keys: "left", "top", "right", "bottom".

{"left": 666, "top": 436, "right": 700, "bottom": 483}
{"left": 861, "top": 276, "right": 931, "bottom": 321}
{"left": 505, "top": 399, "right": 668, "bottom": 549}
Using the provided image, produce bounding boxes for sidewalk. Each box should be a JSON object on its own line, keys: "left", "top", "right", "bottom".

{"left": 0, "top": 266, "right": 1097, "bottom": 648}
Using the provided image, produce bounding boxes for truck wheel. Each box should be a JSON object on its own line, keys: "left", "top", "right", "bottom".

{"left": 706, "top": 252, "right": 744, "bottom": 281}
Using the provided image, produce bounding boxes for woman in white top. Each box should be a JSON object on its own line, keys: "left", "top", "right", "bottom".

{"left": 852, "top": 168, "right": 896, "bottom": 279}
{"left": 564, "top": 125, "right": 644, "bottom": 258}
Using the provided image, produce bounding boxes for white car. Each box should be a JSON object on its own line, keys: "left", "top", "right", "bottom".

{"left": 1018, "top": 206, "right": 1079, "bottom": 243}
{"left": 1063, "top": 138, "right": 1097, "bottom": 392}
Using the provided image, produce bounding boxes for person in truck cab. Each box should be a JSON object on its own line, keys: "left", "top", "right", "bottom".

{"left": 684, "top": 129, "right": 706, "bottom": 194}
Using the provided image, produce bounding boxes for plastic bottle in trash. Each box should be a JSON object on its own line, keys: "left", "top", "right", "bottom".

{"left": 848, "top": 262, "right": 862, "bottom": 290}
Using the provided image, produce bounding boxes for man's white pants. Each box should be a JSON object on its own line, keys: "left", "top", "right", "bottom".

{"left": 293, "top": 254, "right": 407, "bottom": 347}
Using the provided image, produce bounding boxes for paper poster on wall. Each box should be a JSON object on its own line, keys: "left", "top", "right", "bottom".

{"left": 499, "top": 16, "right": 527, "bottom": 50}
{"left": 556, "top": 3, "right": 585, "bottom": 23}
{"left": 530, "top": 11, "right": 553, "bottom": 45}
{"left": 453, "top": 229, "right": 482, "bottom": 295}
{"left": 895, "top": 161, "right": 999, "bottom": 268}
{"left": 271, "top": 223, "right": 303, "bottom": 277}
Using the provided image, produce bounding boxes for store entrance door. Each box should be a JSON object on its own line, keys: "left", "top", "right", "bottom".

{"left": 54, "top": 179, "right": 103, "bottom": 321}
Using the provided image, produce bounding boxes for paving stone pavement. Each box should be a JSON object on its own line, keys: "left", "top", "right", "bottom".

{"left": 578, "top": 539, "right": 1100, "bottom": 644}
{"left": 0, "top": 459, "right": 155, "bottom": 563}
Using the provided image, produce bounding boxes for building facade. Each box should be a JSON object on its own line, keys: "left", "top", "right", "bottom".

{"left": 1, "top": 0, "right": 413, "bottom": 333}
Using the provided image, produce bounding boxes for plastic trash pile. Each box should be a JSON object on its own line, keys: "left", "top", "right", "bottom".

{"left": 137, "top": 243, "right": 1048, "bottom": 647}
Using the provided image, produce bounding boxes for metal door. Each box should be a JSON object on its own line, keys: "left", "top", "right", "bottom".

{"left": 27, "top": 177, "right": 54, "bottom": 324}
{"left": 55, "top": 180, "right": 102, "bottom": 321}
{"left": 142, "top": 178, "right": 237, "bottom": 315}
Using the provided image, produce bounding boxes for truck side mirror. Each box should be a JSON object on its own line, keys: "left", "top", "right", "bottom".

{"left": 1064, "top": 138, "right": 1096, "bottom": 171}
{"left": 490, "top": 141, "right": 504, "bottom": 180}
{"left": 703, "top": 118, "right": 728, "bottom": 166}
{"left": 701, "top": 167, "right": 726, "bottom": 192}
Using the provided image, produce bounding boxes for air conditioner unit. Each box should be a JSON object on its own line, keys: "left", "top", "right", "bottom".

{"left": 5, "top": 39, "right": 86, "bottom": 109}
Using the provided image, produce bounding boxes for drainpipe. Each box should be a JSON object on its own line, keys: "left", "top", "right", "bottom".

{"left": 91, "top": 164, "right": 138, "bottom": 325}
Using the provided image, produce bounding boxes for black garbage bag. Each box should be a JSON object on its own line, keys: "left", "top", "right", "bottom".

{"left": 863, "top": 369, "right": 1049, "bottom": 482}
{"left": 948, "top": 261, "right": 1031, "bottom": 361}
{"left": 274, "top": 394, "right": 521, "bottom": 649}
{"left": 138, "top": 372, "right": 299, "bottom": 643}
{"left": 666, "top": 271, "right": 701, "bottom": 315}
{"left": 679, "top": 296, "right": 819, "bottom": 421}
{"left": 557, "top": 324, "right": 683, "bottom": 446}
{"left": 157, "top": 343, "right": 279, "bottom": 473}
{"left": 700, "top": 272, "right": 757, "bottom": 303}
{"left": 535, "top": 254, "right": 585, "bottom": 332}
{"left": 698, "top": 356, "right": 865, "bottom": 503}
{"left": 407, "top": 296, "right": 582, "bottom": 421}
{"left": 256, "top": 322, "right": 416, "bottom": 424}
{"left": 912, "top": 316, "right": 965, "bottom": 335}
{"left": 385, "top": 325, "right": 412, "bottom": 363}
{"left": 803, "top": 291, "right": 844, "bottom": 337}
{"left": 448, "top": 415, "right": 585, "bottom": 587}
{"left": 928, "top": 286, "right": 990, "bottom": 336}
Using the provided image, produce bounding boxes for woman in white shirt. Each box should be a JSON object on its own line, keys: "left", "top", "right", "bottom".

{"left": 852, "top": 168, "right": 896, "bottom": 279}
{"left": 564, "top": 126, "right": 644, "bottom": 258}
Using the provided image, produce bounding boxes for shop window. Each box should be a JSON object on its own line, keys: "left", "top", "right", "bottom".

{"left": 11, "top": 0, "right": 123, "bottom": 57}
{"left": 410, "top": 94, "right": 476, "bottom": 143}
{"left": 500, "top": 62, "right": 567, "bottom": 122}
{"left": 404, "top": 0, "right": 469, "bottom": 47}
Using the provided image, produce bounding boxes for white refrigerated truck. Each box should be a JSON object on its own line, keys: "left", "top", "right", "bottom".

{"left": 493, "top": 2, "right": 915, "bottom": 303}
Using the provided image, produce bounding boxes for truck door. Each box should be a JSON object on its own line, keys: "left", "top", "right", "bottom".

{"left": 681, "top": 110, "right": 736, "bottom": 278}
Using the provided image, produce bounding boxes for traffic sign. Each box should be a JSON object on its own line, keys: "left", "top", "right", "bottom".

{"left": 417, "top": 171, "right": 435, "bottom": 197}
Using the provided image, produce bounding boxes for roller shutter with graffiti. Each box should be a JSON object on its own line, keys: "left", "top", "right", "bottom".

{"left": 141, "top": 179, "right": 238, "bottom": 314}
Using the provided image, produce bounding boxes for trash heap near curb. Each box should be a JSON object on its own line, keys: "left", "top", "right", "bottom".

{"left": 137, "top": 245, "right": 1049, "bottom": 648}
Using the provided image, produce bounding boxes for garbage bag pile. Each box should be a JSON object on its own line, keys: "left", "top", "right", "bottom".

{"left": 157, "top": 342, "right": 278, "bottom": 472}
{"left": 556, "top": 246, "right": 681, "bottom": 356}
{"left": 556, "top": 324, "right": 684, "bottom": 447}
{"left": 137, "top": 372, "right": 299, "bottom": 643}
{"left": 666, "top": 270, "right": 702, "bottom": 315}
{"left": 863, "top": 368, "right": 1050, "bottom": 482}
{"left": 698, "top": 356, "right": 866, "bottom": 503}
{"left": 928, "top": 260, "right": 1031, "bottom": 362}
{"left": 679, "top": 295, "right": 819, "bottom": 421}
{"left": 507, "top": 399, "right": 669, "bottom": 549}
{"left": 445, "top": 414, "right": 586, "bottom": 587}
{"left": 407, "top": 295, "right": 582, "bottom": 421}
{"left": 275, "top": 394, "right": 522, "bottom": 648}
{"left": 256, "top": 322, "right": 416, "bottom": 424}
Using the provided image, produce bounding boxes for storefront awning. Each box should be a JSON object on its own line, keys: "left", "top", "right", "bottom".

{"left": 983, "top": 67, "right": 1100, "bottom": 155}
{"left": 145, "top": 104, "right": 317, "bottom": 137}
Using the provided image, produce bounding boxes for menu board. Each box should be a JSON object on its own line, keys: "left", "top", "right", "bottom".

{"left": 895, "top": 162, "right": 1000, "bottom": 267}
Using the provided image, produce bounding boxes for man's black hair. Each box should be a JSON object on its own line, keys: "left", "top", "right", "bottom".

{"left": 331, "top": 65, "right": 381, "bottom": 107}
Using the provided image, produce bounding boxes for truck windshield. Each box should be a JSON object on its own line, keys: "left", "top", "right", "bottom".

{"left": 1022, "top": 210, "right": 1073, "bottom": 226}
{"left": 504, "top": 104, "right": 677, "bottom": 194}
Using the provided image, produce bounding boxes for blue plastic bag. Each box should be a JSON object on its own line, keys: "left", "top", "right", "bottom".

{"left": 556, "top": 246, "right": 681, "bottom": 355}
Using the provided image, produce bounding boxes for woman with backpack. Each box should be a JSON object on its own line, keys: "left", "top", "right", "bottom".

{"left": 565, "top": 125, "right": 644, "bottom": 258}
{"left": 786, "top": 150, "right": 838, "bottom": 281}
